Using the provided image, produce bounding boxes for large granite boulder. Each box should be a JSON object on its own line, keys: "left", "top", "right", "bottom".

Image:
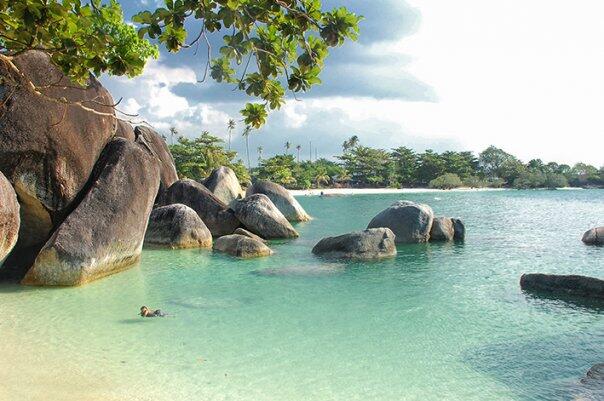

{"left": 160, "top": 179, "right": 239, "bottom": 236}
{"left": 0, "top": 50, "right": 116, "bottom": 254}
{"left": 0, "top": 172, "right": 19, "bottom": 264}
{"left": 312, "top": 228, "right": 397, "bottom": 260}
{"left": 367, "top": 200, "right": 434, "bottom": 243}
{"left": 582, "top": 227, "right": 604, "bottom": 246}
{"left": 22, "top": 138, "right": 160, "bottom": 286}
{"left": 520, "top": 273, "right": 604, "bottom": 300}
{"left": 134, "top": 126, "right": 177, "bottom": 193}
{"left": 213, "top": 234, "right": 273, "bottom": 258}
{"left": 114, "top": 120, "right": 136, "bottom": 141}
{"left": 144, "top": 204, "right": 212, "bottom": 249}
{"left": 246, "top": 180, "right": 310, "bottom": 222}
{"left": 429, "top": 217, "right": 454, "bottom": 241}
{"left": 231, "top": 194, "right": 298, "bottom": 239}
{"left": 203, "top": 166, "right": 243, "bottom": 205}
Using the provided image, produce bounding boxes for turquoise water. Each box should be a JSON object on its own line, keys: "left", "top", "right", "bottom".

{"left": 1, "top": 190, "right": 603, "bottom": 401}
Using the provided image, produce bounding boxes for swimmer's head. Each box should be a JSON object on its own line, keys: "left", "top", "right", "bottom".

{"left": 140, "top": 306, "right": 149, "bottom": 316}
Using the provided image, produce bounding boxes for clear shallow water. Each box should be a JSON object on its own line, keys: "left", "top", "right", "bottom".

{"left": 1, "top": 190, "right": 603, "bottom": 401}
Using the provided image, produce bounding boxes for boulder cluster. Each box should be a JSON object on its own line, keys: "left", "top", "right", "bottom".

{"left": 312, "top": 200, "right": 465, "bottom": 260}
{"left": 0, "top": 51, "right": 309, "bottom": 286}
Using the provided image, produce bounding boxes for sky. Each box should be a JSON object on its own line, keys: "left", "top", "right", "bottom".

{"left": 102, "top": 0, "right": 604, "bottom": 166}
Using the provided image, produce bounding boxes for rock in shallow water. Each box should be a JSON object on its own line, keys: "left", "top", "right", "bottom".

{"left": 231, "top": 194, "right": 298, "bottom": 239}
{"left": 22, "top": 138, "right": 160, "bottom": 286}
{"left": 367, "top": 200, "right": 434, "bottom": 243}
{"left": 312, "top": 228, "right": 397, "bottom": 260}
{"left": 160, "top": 179, "right": 239, "bottom": 237}
{"left": 520, "top": 273, "right": 604, "bottom": 300}
{"left": 582, "top": 227, "right": 604, "bottom": 246}
{"left": 0, "top": 171, "right": 19, "bottom": 264}
{"left": 246, "top": 180, "right": 310, "bottom": 222}
{"left": 233, "top": 227, "right": 266, "bottom": 243}
{"left": 144, "top": 204, "right": 212, "bottom": 249}
{"left": 213, "top": 234, "right": 273, "bottom": 258}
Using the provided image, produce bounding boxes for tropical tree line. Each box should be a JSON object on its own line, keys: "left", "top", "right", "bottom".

{"left": 167, "top": 131, "right": 604, "bottom": 190}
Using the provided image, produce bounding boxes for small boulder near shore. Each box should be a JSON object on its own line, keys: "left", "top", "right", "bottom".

{"left": 312, "top": 228, "right": 397, "bottom": 260}
{"left": 367, "top": 200, "right": 434, "bottom": 243}
{"left": 234, "top": 228, "right": 266, "bottom": 243}
{"left": 160, "top": 179, "right": 239, "bottom": 237}
{"left": 430, "top": 217, "right": 466, "bottom": 242}
{"left": 231, "top": 194, "right": 299, "bottom": 239}
{"left": 520, "top": 273, "right": 604, "bottom": 300}
{"left": 0, "top": 172, "right": 20, "bottom": 264}
{"left": 582, "top": 227, "right": 604, "bottom": 246}
{"left": 213, "top": 234, "right": 273, "bottom": 258}
{"left": 144, "top": 204, "right": 212, "bottom": 249}
{"left": 22, "top": 138, "right": 161, "bottom": 286}
{"left": 247, "top": 180, "right": 311, "bottom": 222}
{"left": 203, "top": 166, "right": 243, "bottom": 205}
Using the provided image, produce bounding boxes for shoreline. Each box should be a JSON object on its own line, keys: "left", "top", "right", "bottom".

{"left": 290, "top": 187, "right": 586, "bottom": 196}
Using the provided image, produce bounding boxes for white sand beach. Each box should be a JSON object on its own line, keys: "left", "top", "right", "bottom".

{"left": 289, "top": 187, "right": 510, "bottom": 196}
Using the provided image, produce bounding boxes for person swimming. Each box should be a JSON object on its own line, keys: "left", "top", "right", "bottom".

{"left": 140, "top": 306, "right": 166, "bottom": 317}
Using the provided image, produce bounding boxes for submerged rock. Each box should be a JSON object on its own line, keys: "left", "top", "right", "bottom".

{"left": 203, "top": 166, "right": 243, "bottom": 205}
{"left": 312, "top": 228, "right": 397, "bottom": 260}
{"left": 577, "top": 363, "right": 604, "bottom": 400}
{"left": 429, "top": 217, "right": 455, "bottom": 241}
{"left": 22, "top": 138, "right": 160, "bottom": 286}
{"left": 246, "top": 180, "right": 310, "bottom": 222}
{"left": 161, "top": 179, "right": 239, "bottom": 237}
{"left": 582, "top": 227, "right": 604, "bottom": 246}
{"left": 520, "top": 273, "right": 604, "bottom": 300}
{"left": 367, "top": 200, "right": 434, "bottom": 243}
{"left": 231, "top": 194, "right": 298, "bottom": 239}
{"left": 0, "top": 172, "right": 19, "bottom": 264}
{"left": 233, "top": 227, "right": 266, "bottom": 243}
{"left": 144, "top": 204, "right": 212, "bottom": 249}
{"left": 253, "top": 265, "right": 344, "bottom": 277}
{"left": 213, "top": 234, "right": 273, "bottom": 258}
{"left": 0, "top": 50, "right": 115, "bottom": 255}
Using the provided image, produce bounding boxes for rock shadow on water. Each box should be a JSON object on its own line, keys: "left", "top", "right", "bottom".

{"left": 462, "top": 334, "right": 604, "bottom": 401}
{"left": 251, "top": 264, "right": 345, "bottom": 277}
{"left": 522, "top": 291, "right": 604, "bottom": 314}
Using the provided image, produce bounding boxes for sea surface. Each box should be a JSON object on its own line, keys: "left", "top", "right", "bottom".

{"left": 1, "top": 189, "right": 603, "bottom": 401}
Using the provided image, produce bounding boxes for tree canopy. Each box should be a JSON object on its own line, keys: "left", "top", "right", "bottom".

{"left": 0, "top": 0, "right": 361, "bottom": 127}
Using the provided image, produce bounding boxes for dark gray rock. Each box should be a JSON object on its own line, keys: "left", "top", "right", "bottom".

{"left": 312, "top": 228, "right": 397, "bottom": 260}
{"left": 520, "top": 273, "right": 604, "bottom": 300}
{"left": 0, "top": 172, "right": 19, "bottom": 264}
{"left": 144, "top": 204, "right": 212, "bottom": 249}
{"left": 160, "top": 179, "right": 239, "bottom": 236}
{"left": 367, "top": 200, "right": 434, "bottom": 243}
{"left": 0, "top": 50, "right": 116, "bottom": 254}
{"left": 234, "top": 227, "right": 266, "bottom": 243}
{"left": 452, "top": 218, "right": 466, "bottom": 241}
{"left": 578, "top": 363, "right": 604, "bottom": 400}
{"left": 429, "top": 217, "right": 454, "bottom": 241}
{"left": 213, "top": 234, "right": 273, "bottom": 258}
{"left": 203, "top": 166, "right": 243, "bottom": 205}
{"left": 246, "top": 180, "right": 310, "bottom": 222}
{"left": 582, "top": 227, "right": 604, "bottom": 246}
{"left": 22, "top": 138, "right": 161, "bottom": 286}
{"left": 134, "top": 126, "right": 178, "bottom": 193}
{"left": 231, "top": 194, "right": 298, "bottom": 239}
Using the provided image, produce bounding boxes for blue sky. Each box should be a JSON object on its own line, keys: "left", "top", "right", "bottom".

{"left": 102, "top": 1, "right": 604, "bottom": 166}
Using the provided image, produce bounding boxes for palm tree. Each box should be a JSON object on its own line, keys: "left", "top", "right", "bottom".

{"left": 315, "top": 168, "right": 330, "bottom": 188}
{"left": 284, "top": 141, "right": 291, "bottom": 155}
{"left": 169, "top": 126, "right": 178, "bottom": 145}
{"left": 342, "top": 135, "right": 359, "bottom": 153}
{"left": 295, "top": 144, "right": 302, "bottom": 163}
{"left": 227, "top": 119, "right": 236, "bottom": 150}
{"left": 257, "top": 146, "right": 264, "bottom": 162}
{"left": 242, "top": 125, "right": 253, "bottom": 171}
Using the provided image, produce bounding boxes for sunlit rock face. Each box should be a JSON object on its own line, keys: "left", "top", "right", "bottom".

{"left": 246, "top": 180, "right": 311, "bottom": 222}
{"left": 231, "top": 194, "right": 299, "bottom": 239}
{"left": 0, "top": 172, "right": 19, "bottom": 265}
{"left": 0, "top": 50, "right": 116, "bottom": 268}
{"left": 204, "top": 166, "right": 243, "bottom": 205}
{"left": 22, "top": 138, "right": 160, "bottom": 286}
{"left": 144, "top": 204, "right": 212, "bottom": 249}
